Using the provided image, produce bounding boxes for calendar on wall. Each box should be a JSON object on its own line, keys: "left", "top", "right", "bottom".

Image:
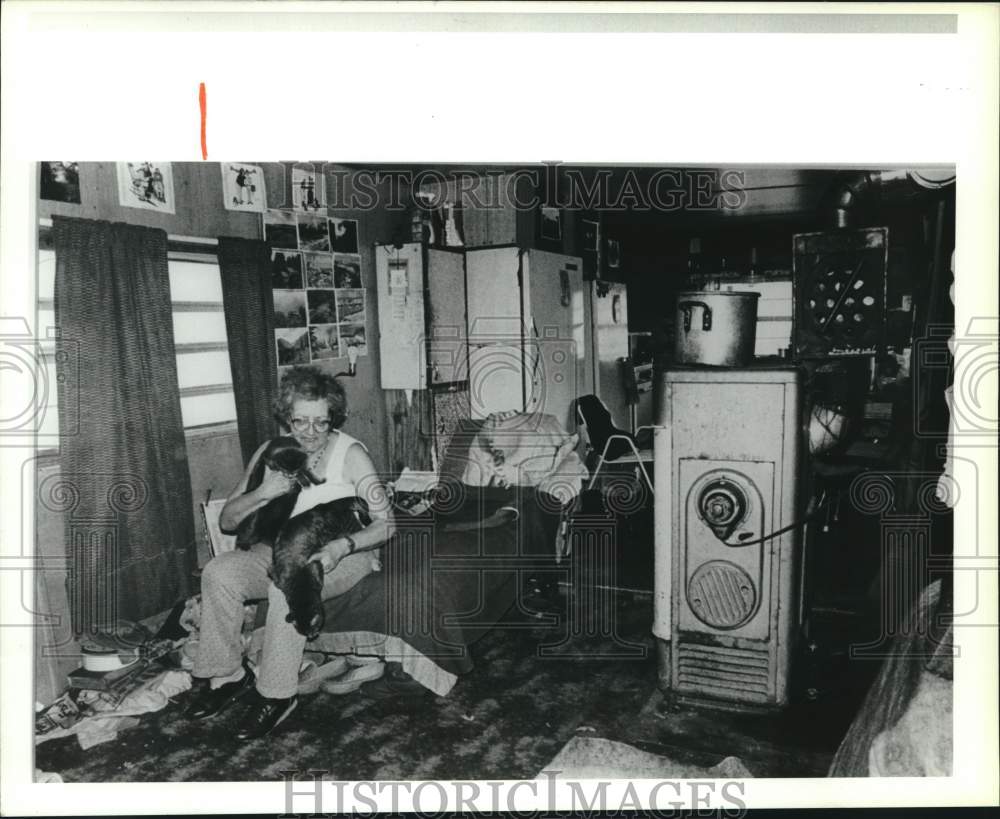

{"left": 375, "top": 243, "right": 425, "bottom": 390}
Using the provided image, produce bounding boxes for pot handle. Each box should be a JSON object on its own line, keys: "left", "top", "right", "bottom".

{"left": 679, "top": 300, "right": 713, "bottom": 332}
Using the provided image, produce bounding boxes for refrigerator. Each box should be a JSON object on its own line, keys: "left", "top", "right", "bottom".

{"left": 465, "top": 247, "right": 593, "bottom": 433}
{"left": 375, "top": 242, "right": 467, "bottom": 390}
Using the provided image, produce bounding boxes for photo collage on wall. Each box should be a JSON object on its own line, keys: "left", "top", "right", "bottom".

{"left": 265, "top": 206, "right": 367, "bottom": 370}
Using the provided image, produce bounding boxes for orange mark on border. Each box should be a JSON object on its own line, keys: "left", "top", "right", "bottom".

{"left": 199, "top": 83, "right": 208, "bottom": 160}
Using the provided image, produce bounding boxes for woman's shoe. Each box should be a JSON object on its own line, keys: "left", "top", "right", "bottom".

{"left": 297, "top": 656, "right": 349, "bottom": 695}
{"left": 346, "top": 653, "right": 383, "bottom": 667}
{"left": 185, "top": 661, "right": 255, "bottom": 719}
{"left": 320, "top": 659, "right": 385, "bottom": 695}
{"left": 234, "top": 693, "right": 299, "bottom": 740}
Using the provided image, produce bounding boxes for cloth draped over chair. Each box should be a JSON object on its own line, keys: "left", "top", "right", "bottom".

{"left": 217, "top": 237, "right": 277, "bottom": 466}
{"left": 52, "top": 216, "right": 196, "bottom": 633}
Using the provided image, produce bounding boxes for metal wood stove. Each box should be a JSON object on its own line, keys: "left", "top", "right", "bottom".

{"left": 653, "top": 365, "right": 803, "bottom": 710}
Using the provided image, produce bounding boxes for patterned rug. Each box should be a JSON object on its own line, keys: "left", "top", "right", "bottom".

{"left": 35, "top": 589, "right": 658, "bottom": 782}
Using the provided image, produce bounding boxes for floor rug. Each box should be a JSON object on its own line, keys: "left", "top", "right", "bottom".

{"left": 539, "top": 736, "right": 753, "bottom": 780}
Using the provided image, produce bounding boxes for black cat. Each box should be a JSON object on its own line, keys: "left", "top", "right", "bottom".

{"left": 235, "top": 436, "right": 325, "bottom": 550}
{"left": 270, "top": 496, "right": 371, "bottom": 640}
{"left": 234, "top": 437, "right": 371, "bottom": 640}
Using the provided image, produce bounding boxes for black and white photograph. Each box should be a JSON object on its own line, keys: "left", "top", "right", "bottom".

{"left": 333, "top": 253, "right": 362, "bottom": 288}
{"left": 296, "top": 212, "right": 330, "bottom": 252}
{"left": 221, "top": 163, "right": 265, "bottom": 212}
{"left": 334, "top": 288, "right": 365, "bottom": 324}
{"left": 338, "top": 322, "right": 367, "bottom": 356}
{"left": 291, "top": 166, "right": 324, "bottom": 211}
{"left": 274, "top": 327, "right": 309, "bottom": 366}
{"left": 39, "top": 162, "right": 81, "bottom": 204}
{"left": 302, "top": 252, "right": 334, "bottom": 288}
{"left": 5, "top": 7, "right": 998, "bottom": 818}
{"left": 264, "top": 209, "right": 298, "bottom": 249}
{"left": 25, "top": 157, "right": 977, "bottom": 795}
{"left": 116, "top": 161, "right": 175, "bottom": 213}
{"left": 308, "top": 323, "right": 340, "bottom": 361}
{"left": 306, "top": 289, "right": 337, "bottom": 324}
{"left": 329, "top": 217, "right": 359, "bottom": 253}
{"left": 270, "top": 250, "right": 303, "bottom": 289}
{"left": 271, "top": 288, "right": 307, "bottom": 327}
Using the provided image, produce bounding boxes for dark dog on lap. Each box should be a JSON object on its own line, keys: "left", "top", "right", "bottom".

{"left": 235, "top": 436, "right": 370, "bottom": 640}
{"left": 270, "top": 496, "right": 371, "bottom": 640}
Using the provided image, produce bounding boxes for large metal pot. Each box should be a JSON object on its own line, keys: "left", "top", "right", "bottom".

{"left": 674, "top": 290, "right": 760, "bottom": 367}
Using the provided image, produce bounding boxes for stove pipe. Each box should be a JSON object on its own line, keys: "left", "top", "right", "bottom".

{"left": 831, "top": 168, "right": 955, "bottom": 229}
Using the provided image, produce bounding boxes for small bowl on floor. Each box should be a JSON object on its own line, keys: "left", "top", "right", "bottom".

{"left": 320, "top": 659, "right": 385, "bottom": 695}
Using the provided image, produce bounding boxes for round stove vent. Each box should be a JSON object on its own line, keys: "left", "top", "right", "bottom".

{"left": 687, "top": 560, "right": 757, "bottom": 629}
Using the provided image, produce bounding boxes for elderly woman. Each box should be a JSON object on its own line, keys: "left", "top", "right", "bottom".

{"left": 185, "top": 366, "right": 393, "bottom": 739}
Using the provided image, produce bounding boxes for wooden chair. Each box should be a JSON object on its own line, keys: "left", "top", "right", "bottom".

{"left": 200, "top": 497, "right": 237, "bottom": 558}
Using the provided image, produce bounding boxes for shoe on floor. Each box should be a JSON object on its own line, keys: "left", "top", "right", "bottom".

{"left": 320, "top": 659, "right": 385, "bottom": 695}
{"left": 359, "top": 663, "right": 431, "bottom": 700}
{"left": 185, "top": 661, "right": 255, "bottom": 719}
{"left": 234, "top": 693, "right": 298, "bottom": 740}
{"left": 297, "top": 656, "right": 349, "bottom": 695}
{"left": 346, "top": 653, "right": 383, "bottom": 667}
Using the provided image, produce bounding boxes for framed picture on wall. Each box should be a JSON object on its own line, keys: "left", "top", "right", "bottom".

{"left": 221, "top": 163, "right": 265, "bottom": 213}
{"left": 40, "top": 162, "right": 81, "bottom": 204}
{"left": 116, "top": 162, "right": 175, "bottom": 213}
{"left": 581, "top": 219, "right": 599, "bottom": 253}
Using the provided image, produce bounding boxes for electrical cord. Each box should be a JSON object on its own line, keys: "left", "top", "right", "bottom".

{"left": 721, "top": 491, "right": 837, "bottom": 548}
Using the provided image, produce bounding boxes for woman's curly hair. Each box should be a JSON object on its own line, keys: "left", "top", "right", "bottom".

{"left": 274, "top": 366, "right": 347, "bottom": 430}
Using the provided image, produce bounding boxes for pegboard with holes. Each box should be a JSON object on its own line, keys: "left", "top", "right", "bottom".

{"left": 792, "top": 228, "right": 888, "bottom": 358}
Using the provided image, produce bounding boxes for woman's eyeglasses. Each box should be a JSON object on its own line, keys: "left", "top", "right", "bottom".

{"left": 289, "top": 417, "right": 331, "bottom": 433}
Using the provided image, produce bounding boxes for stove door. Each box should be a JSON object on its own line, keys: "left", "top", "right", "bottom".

{"left": 677, "top": 459, "right": 776, "bottom": 642}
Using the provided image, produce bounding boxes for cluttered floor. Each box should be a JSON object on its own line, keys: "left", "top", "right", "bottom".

{"left": 34, "top": 578, "right": 876, "bottom": 783}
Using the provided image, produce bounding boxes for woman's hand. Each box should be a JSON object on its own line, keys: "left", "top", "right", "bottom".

{"left": 256, "top": 469, "right": 297, "bottom": 501}
{"left": 309, "top": 538, "right": 352, "bottom": 575}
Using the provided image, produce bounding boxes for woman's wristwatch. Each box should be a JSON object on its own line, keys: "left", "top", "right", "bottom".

{"left": 343, "top": 535, "right": 357, "bottom": 555}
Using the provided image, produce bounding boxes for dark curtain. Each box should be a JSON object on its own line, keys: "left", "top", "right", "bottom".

{"left": 217, "top": 237, "right": 277, "bottom": 464}
{"left": 52, "top": 216, "right": 196, "bottom": 635}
